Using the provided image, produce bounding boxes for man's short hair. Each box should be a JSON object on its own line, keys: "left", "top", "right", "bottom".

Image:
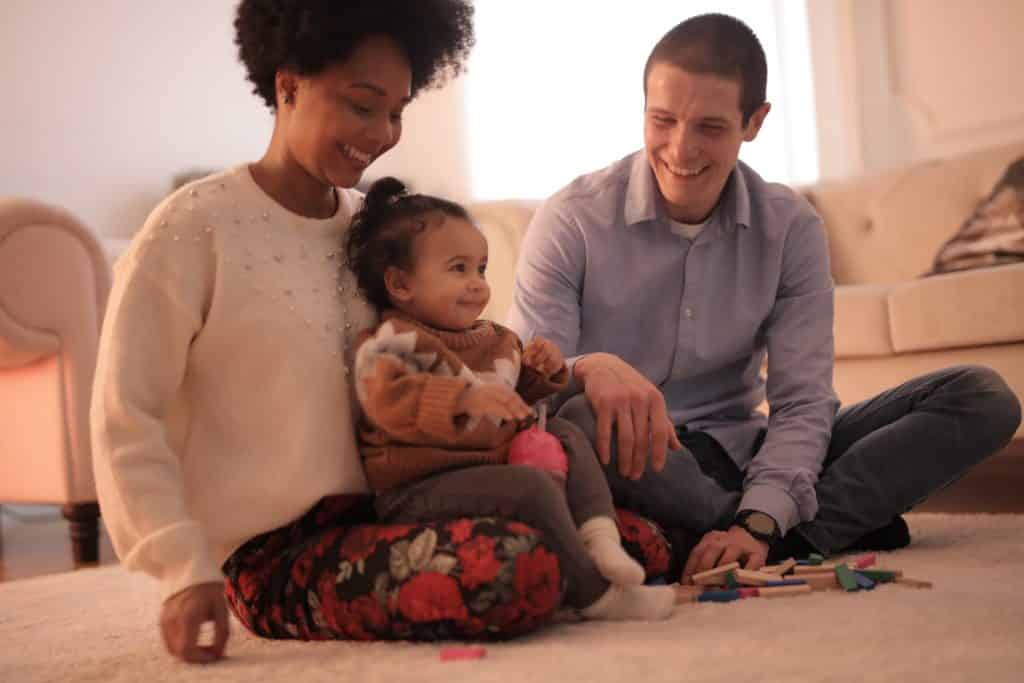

{"left": 643, "top": 13, "right": 767, "bottom": 125}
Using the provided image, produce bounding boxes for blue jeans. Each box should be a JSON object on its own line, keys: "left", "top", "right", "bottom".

{"left": 557, "top": 365, "right": 1021, "bottom": 555}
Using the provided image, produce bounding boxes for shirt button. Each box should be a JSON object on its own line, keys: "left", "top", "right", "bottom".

{"left": 684, "top": 307, "right": 695, "bottom": 319}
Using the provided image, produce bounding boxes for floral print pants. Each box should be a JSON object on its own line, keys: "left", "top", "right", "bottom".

{"left": 223, "top": 495, "right": 673, "bottom": 641}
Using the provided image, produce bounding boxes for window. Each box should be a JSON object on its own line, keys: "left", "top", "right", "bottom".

{"left": 466, "top": 1, "right": 818, "bottom": 200}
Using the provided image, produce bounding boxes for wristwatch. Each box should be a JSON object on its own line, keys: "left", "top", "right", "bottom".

{"left": 734, "top": 510, "right": 781, "bottom": 545}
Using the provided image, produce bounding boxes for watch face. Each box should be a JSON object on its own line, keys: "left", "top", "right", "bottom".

{"left": 744, "top": 513, "right": 777, "bottom": 535}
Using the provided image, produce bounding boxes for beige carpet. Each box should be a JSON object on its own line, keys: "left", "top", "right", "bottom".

{"left": 2, "top": 513, "right": 1023, "bottom": 683}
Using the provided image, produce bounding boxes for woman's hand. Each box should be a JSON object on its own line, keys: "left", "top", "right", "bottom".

{"left": 455, "top": 385, "right": 532, "bottom": 423}
{"left": 523, "top": 336, "right": 564, "bottom": 377}
{"left": 160, "top": 581, "right": 230, "bottom": 664}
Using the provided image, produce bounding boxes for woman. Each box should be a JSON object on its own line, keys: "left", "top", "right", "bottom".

{"left": 92, "top": 0, "right": 670, "bottom": 665}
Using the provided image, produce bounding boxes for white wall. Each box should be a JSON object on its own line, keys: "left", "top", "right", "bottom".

{"left": 2, "top": 0, "right": 468, "bottom": 240}
{"left": 5, "top": 1, "right": 1021, "bottom": 240}
{"left": 808, "top": 0, "right": 1024, "bottom": 180}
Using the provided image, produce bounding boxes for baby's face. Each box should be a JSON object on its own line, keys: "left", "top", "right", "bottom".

{"left": 397, "top": 214, "right": 491, "bottom": 331}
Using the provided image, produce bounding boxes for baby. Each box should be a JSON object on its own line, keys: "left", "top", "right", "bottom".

{"left": 345, "top": 177, "right": 675, "bottom": 621}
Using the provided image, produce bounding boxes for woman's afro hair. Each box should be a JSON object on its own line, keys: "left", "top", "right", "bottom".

{"left": 235, "top": 0, "right": 475, "bottom": 109}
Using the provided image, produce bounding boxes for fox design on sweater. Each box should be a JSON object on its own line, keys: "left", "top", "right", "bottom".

{"left": 353, "top": 311, "right": 568, "bottom": 492}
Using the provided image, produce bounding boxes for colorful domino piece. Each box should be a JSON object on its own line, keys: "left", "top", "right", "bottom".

{"left": 852, "top": 572, "right": 876, "bottom": 590}
{"left": 758, "top": 584, "right": 813, "bottom": 599}
{"left": 852, "top": 553, "right": 877, "bottom": 569}
{"left": 834, "top": 564, "right": 861, "bottom": 592}
{"left": 440, "top": 646, "right": 487, "bottom": 661}
{"left": 698, "top": 589, "right": 743, "bottom": 603}
{"left": 734, "top": 569, "right": 783, "bottom": 586}
{"left": 691, "top": 561, "right": 741, "bottom": 586}
{"left": 762, "top": 558, "right": 797, "bottom": 575}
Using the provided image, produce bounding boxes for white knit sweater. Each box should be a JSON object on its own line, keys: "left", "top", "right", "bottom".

{"left": 91, "top": 166, "right": 376, "bottom": 600}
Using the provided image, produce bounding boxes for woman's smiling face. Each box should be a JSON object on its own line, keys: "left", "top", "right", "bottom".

{"left": 282, "top": 34, "right": 413, "bottom": 189}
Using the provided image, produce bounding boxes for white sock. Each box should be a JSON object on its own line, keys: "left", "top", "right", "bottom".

{"left": 580, "top": 584, "right": 676, "bottom": 621}
{"left": 579, "top": 516, "right": 645, "bottom": 586}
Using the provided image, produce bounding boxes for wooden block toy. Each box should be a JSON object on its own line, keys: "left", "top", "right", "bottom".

{"left": 798, "top": 573, "right": 840, "bottom": 589}
{"left": 758, "top": 584, "right": 813, "bottom": 599}
{"left": 895, "top": 576, "right": 934, "bottom": 589}
{"left": 834, "top": 564, "right": 860, "bottom": 592}
{"left": 808, "top": 553, "right": 825, "bottom": 565}
{"left": 691, "top": 561, "right": 741, "bottom": 585}
{"left": 857, "top": 569, "right": 900, "bottom": 583}
{"left": 793, "top": 564, "right": 838, "bottom": 575}
{"left": 724, "top": 571, "right": 739, "bottom": 589}
{"left": 762, "top": 579, "right": 807, "bottom": 588}
{"left": 761, "top": 558, "right": 797, "bottom": 575}
{"left": 852, "top": 572, "right": 876, "bottom": 590}
{"left": 441, "top": 646, "right": 487, "bottom": 661}
{"left": 698, "top": 589, "right": 742, "bottom": 603}
{"left": 735, "top": 569, "right": 783, "bottom": 586}
{"left": 852, "top": 553, "right": 877, "bottom": 569}
{"left": 738, "top": 588, "right": 760, "bottom": 598}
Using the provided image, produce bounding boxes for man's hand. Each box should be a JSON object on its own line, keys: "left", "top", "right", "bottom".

{"left": 160, "top": 582, "right": 229, "bottom": 664}
{"left": 455, "top": 384, "right": 532, "bottom": 422}
{"left": 523, "top": 336, "right": 564, "bottom": 377}
{"left": 574, "top": 353, "right": 682, "bottom": 479}
{"left": 682, "top": 526, "right": 769, "bottom": 582}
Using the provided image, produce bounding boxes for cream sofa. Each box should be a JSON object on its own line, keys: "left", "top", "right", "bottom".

{"left": 0, "top": 198, "right": 111, "bottom": 563}
{"left": 471, "top": 140, "right": 1024, "bottom": 439}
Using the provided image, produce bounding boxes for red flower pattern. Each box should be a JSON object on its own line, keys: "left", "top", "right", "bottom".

{"left": 223, "top": 502, "right": 672, "bottom": 643}
{"left": 339, "top": 525, "right": 379, "bottom": 564}
{"left": 514, "top": 546, "right": 562, "bottom": 618}
{"left": 448, "top": 519, "right": 475, "bottom": 544}
{"left": 397, "top": 572, "right": 469, "bottom": 623}
{"left": 456, "top": 536, "right": 501, "bottom": 590}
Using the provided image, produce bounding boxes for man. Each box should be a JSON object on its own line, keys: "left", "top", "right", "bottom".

{"left": 507, "top": 13, "right": 1021, "bottom": 580}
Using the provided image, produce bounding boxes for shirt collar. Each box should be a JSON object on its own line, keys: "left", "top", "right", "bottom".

{"left": 623, "top": 152, "right": 753, "bottom": 232}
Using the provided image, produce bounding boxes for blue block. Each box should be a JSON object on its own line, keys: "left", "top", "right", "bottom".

{"left": 763, "top": 579, "right": 807, "bottom": 588}
{"left": 853, "top": 572, "right": 876, "bottom": 590}
{"left": 698, "top": 589, "right": 742, "bottom": 603}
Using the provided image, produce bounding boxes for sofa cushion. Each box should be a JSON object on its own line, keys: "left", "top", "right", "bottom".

{"left": 929, "top": 156, "right": 1024, "bottom": 275}
{"left": 469, "top": 200, "right": 541, "bottom": 322}
{"left": 888, "top": 263, "right": 1024, "bottom": 353}
{"left": 833, "top": 284, "right": 893, "bottom": 358}
{"left": 807, "top": 140, "right": 1024, "bottom": 285}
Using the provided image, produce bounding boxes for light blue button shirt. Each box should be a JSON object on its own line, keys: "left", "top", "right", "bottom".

{"left": 507, "top": 151, "right": 840, "bottom": 534}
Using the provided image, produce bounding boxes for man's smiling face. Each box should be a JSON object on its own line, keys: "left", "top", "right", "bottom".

{"left": 643, "top": 62, "right": 768, "bottom": 223}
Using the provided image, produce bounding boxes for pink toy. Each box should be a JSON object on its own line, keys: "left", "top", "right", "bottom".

{"left": 440, "top": 646, "right": 487, "bottom": 661}
{"left": 508, "top": 405, "right": 568, "bottom": 481}
{"left": 853, "top": 554, "right": 877, "bottom": 569}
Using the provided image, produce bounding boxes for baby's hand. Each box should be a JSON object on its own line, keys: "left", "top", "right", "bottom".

{"left": 523, "top": 337, "right": 564, "bottom": 378}
{"left": 455, "top": 385, "right": 532, "bottom": 423}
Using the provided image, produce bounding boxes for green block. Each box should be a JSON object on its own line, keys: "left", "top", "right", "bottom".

{"left": 857, "top": 569, "right": 898, "bottom": 583}
{"left": 808, "top": 553, "right": 825, "bottom": 566}
{"left": 724, "top": 571, "right": 739, "bottom": 589}
{"left": 834, "top": 564, "right": 860, "bottom": 592}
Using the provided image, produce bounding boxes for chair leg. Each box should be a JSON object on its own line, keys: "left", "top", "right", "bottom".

{"left": 62, "top": 503, "right": 100, "bottom": 565}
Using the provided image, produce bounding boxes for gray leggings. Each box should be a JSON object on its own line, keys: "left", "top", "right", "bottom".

{"left": 375, "top": 418, "right": 615, "bottom": 609}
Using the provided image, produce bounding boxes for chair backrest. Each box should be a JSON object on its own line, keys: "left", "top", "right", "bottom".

{"left": 0, "top": 197, "right": 111, "bottom": 502}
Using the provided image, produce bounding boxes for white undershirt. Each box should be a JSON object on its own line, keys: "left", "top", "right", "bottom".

{"left": 669, "top": 218, "right": 708, "bottom": 241}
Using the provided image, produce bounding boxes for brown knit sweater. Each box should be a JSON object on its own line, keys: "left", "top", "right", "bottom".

{"left": 353, "top": 310, "right": 569, "bottom": 492}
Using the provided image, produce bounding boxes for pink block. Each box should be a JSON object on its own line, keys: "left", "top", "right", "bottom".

{"left": 738, "top": 588, "right": 760, "bottom": 599}
{"left": 440, "top": 646, "right": 487, "bottom": 662}
{"left": 853, "top": 554, "right": 877, "bottom": 569}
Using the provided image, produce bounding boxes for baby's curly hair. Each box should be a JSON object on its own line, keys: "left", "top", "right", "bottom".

{"left": 235, "top": 0, "right": 475, "bottom": 109}
{"left": 346, "top": 177, "right": 471, "bottom": 311}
